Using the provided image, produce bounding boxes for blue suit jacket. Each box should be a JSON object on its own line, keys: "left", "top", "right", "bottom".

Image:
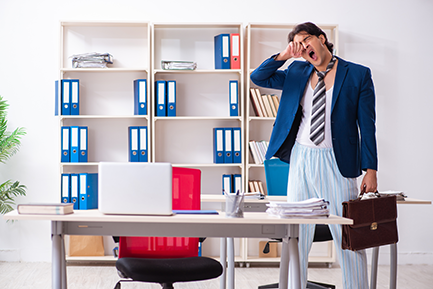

{"left": 250, "top": 56, "right": 377, "bottom": 178}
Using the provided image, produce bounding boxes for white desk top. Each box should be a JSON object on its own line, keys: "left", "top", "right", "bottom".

{"left": 201, "top": 195, "right": 432, "bottom": 205}
{"left": 4, "top": 210, "right": 353, "bottom": 225}
{"left": 201, "top": 194, "right": 286, "bottom": 203}
{"left": 397, "top": 198, "right": 431, "bottom": 205}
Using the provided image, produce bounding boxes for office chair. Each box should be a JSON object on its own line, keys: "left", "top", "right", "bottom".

{"left": 114, "top": 167, "right": 223, "bottom": 289}
{"left": 259, "top": 159, "right": 335, "bottom": 289}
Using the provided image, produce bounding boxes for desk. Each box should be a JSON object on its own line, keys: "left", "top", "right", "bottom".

{"left": 370, "top": 198, "right": 431, "bottom": 289}
{"left": 4, "top": 210, "right": 351, "bottom": 289}
{"left": 203, "top": 195, "right": 432, "bottom": 289}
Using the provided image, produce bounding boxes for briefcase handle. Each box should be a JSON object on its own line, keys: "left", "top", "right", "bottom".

{"left": 358, "top": 189, "right": 381, "bottom": 200}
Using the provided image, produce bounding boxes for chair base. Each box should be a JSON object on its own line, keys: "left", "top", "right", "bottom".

{"left": 258, "top": 282, "right": 278, "bottom": 288}
{"left": 258, "top": 281, "right": 335, "bottom": 289}
{"left": 114, "top": 280, "right": 174, "bottom": 289}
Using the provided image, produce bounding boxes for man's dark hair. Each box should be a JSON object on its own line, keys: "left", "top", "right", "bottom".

{"left": 288, "top": 22, "right": 334, "bottom": 54}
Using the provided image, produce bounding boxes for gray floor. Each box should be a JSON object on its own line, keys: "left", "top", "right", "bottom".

{"left": 1, "top": 262, "right": 432, "bottom": 288}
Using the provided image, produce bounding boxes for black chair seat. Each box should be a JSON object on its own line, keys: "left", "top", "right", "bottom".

{"left": 116, "top": 256, "right": 223, "bottom": 284}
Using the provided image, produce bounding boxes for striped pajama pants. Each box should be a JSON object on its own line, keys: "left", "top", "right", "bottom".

{"left": 287, "top": 142, "right": 368, "bottom": 289}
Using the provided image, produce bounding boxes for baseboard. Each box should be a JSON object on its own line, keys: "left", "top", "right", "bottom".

{"left": 0, "top": 249, "right": 20, "bottom": 262}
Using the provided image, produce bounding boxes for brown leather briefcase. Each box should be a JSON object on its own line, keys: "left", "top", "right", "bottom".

{"left": 342, "top": 192, "right": 398, "bottom": 251}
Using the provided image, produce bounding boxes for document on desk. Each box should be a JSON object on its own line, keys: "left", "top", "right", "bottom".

{"left": 266, "top": 198, "right": 330, "bottom": 218}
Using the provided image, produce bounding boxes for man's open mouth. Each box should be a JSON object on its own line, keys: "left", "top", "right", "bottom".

{"left": 309, "top": 50, "right": 317, "bottom": 61}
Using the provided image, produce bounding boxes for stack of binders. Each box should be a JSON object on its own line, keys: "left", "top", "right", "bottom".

{"left": 61, "top": 173, "right": 98, "bottom": 210}
{"left": 250, "top": 88, "right": 280, "bottom": 117}
{"left": 155, "top": 80, "right": 176, "bottom": 117}
{"left": 222, "top": 174, "right": 242, "bottom": 194}
{"left": 61, "top": 126, "right": 88, "bottom": 163}
{"left": 213, "top": 127, "right": 242, "bottom": 164}
{"left": 249, "top": 140, "right": 269, "bottom": 165}
{"left": 129, "top": 126, "right": 148, "bottom": 162}
{"left": 248, "top": 180, "right": 266, "bottom": 195}
{"left": 214, "top": 33, "right": 240, "bottom": 69}
{"left": 55, "top": 79, "right": 80, "bottom": 116}
{"left": 134, "top": 79, "right": 147, "bottom": 115}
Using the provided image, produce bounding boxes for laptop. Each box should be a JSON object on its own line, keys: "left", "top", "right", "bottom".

{"left": 98, "top": 162, "right": 173, "bottom": 215}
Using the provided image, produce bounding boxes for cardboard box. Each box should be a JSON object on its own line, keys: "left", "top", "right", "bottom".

{"left": 259, "top": 240, "right": 277, "bottom": 258}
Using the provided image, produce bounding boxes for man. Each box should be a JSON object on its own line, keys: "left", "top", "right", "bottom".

{"left": 251, "top": 22, "right": 377, "bottom": 289}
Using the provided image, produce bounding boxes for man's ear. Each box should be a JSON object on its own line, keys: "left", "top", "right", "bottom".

{"left": 319, "top": 34, "right": 326, "bottom": 45}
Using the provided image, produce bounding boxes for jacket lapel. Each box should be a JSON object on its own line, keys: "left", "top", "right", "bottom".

{"left": 332, "top": 57, "right": 348, "bottom": 112}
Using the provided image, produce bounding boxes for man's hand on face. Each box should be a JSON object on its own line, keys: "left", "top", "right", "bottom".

{"left": 275, "top": 41, "right": 305, "bottom": 61}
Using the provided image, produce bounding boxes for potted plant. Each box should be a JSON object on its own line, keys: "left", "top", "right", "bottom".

{"left": 0, "top": 96, "right": 26, "bottom": 215}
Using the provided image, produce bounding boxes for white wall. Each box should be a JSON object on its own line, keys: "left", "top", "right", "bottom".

{"left": 0, "top": 0, "right": 432, "bottom": 264}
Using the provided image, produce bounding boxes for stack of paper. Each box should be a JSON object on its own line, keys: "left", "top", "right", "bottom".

{"left": 161, "top": 60, "right": 197, "bottom": 70}
{"left": 17, "top": 203, "right": 74, "bottom": 215}
{"left": 361, "top": 191, "right": 407, "bottom": 201}
{"left": 70, "top": 52, "right": 113, "bottom": 68}
{"left": 266, "top": 198, "right": 330, "bottom": 218}
{"left": 379, "top": 191, "right": 407, "bottom": 201}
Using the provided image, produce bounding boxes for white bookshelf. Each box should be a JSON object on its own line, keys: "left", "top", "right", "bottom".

{"left": 151, "top": 23, "right": 244, "bottom": 196}
{"left": 57, "top": 21, "right": 337, "bottom": 265}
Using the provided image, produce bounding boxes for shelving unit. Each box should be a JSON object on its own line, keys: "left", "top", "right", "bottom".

{"left": 59, "top": 21, "right": 151, "bottom": 173}
{"left": 151, "top": 23, "right": 244, "bottom": 195}
{"left": 58, "top": 21, "right": 151, "bottom": 259}
{"left": 57, "top": 21, "right": 338, "bottom": 265}
{"left": 150, "top": 23, "right": 245, "bottom": 262}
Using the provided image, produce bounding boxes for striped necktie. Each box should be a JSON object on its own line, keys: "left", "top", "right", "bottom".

{"left": 310, "top": 56, "right": 337, "bottom": 145}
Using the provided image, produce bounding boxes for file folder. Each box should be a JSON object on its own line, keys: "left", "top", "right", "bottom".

{"left": 61, "top": 173, "right": 70, "bottom": 204}
{"left": 70, "top": 79, "right": 79, "bottom": 115}
{"left": 70, "top": 173, "right": 79, "bottom": 210}
{"left": 55, "top": 80, "right": 59, "bottom": 116}
{"left": 79, "top": 126, "right": 88, "bottom": 162}
{"left": 61, "top": 126, "right": 70, "bottom": 162}
{"left": 214, "top": 34, "right": 230, "bottom": 69}
{"left": 155, "top": 80, "right": 167, "bottom": 116}
{"left": 167, "top": 80, "right": 176, "bottom": 117}
{"left": 129, "top": 126, "right": 139, "bottom": 162}
{"left": 233, "top": 174, "right": 242, "bottom": 194}
{"left": 230, "top": 33, "right": 240, "bottom": 69}
{"left": 70, "top": 126, "right": 80, "bottom": 163}
{"left": 61, "top": 80, "right": 70, "bottom": 115}
{"left": 232, "top": 127, "right": 242, "bottom": 163}
{"left": 224, "top": 128, "right": 233, "bottom": 163}
{"left": 222, "top": 174, "right": 233, "bottom": 194}
{"left": 134, "top": 79, "right": 147, "bottom": 115}
{"left": 229, "top": 80, "right": 239, "bottom": 116}
{"left": 139, "top": 126, "right": 148, "bottom": 162}
{"left": 79, "top": 173, "right": 98, "bottom": 210}
{"left": 213, "top": 128, "right": 224, "bottom": 163}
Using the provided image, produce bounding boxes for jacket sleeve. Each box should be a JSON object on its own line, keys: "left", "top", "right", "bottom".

{"left": 357, "top": 67, "right": 378, "bottom": 172}
{"left": 250, "top": 55, "right": 288, "bottom": 90}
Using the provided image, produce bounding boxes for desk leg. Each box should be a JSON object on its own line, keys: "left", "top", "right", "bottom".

{"left": 370, "top": 247, "right": 379, "bottom": 289}
{"left": 279, "top": 236, "right": 290, "bottom": 289}
{"left": 52, "top": 221, "right": 66, "bottom": 289}
{"left": 220, "top": 238, "right": 227, "bottom": 289}
{"left": 390, "top": 243, "right": 397, "bottom": 289}
{"left": 288, "top": 224, "right": 301, "bottom": 289}
{"left": 227, "top": 237, "right": 235, "bottom": 289}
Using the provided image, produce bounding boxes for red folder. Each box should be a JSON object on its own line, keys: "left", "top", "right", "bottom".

{"left": 231, "top": 33, "right": 240, "bottom": 69}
